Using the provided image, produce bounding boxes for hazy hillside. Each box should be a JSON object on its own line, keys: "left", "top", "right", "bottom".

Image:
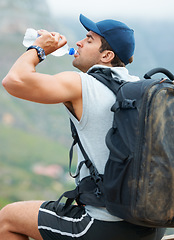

{"left": 0, "top": 0, "right": 77, "bottom": 208}
{"left": 0, "top": 0, "right": 76, "bottom": 144}
{"left": 0, "top": 0, "right": 174, "bottom": 214}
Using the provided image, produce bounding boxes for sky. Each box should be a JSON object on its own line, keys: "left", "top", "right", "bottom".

{"left": 46, "top": 0, "right": 174, "bottom": 21}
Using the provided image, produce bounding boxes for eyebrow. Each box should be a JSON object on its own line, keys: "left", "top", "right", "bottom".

{"left": 86, "top": 33, "right": 94, "bottom": 40}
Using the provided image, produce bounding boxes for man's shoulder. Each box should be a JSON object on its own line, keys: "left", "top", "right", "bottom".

{"left": 55, "top": 71, "right": 82, "bottom": 85}
{"left": 56, "top": 71, "right": 81, "bottom": 78}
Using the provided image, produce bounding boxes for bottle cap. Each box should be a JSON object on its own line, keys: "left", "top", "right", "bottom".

{"left": 69, "top": 48, "right": 76, "bottom": 55}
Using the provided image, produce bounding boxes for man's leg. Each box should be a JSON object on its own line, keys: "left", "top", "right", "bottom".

{"left": 0, "top": 200, "right": 44, "bottom": 240}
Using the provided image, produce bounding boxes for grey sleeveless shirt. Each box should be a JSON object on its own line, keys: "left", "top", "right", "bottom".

{"left": 66, "top": 65, "right": 139, "bottom": 221}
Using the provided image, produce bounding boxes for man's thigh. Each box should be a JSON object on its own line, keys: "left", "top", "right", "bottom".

{"left": 38, "top": 201, "right": 93, "bottom": 240}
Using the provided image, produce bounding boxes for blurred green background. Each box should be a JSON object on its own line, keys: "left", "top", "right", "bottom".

{"left": 0, "top": 0, "right": 79, "bottom": 208}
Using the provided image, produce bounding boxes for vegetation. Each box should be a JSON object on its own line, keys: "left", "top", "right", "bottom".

{"left": 0, "top": 123, "right": 76, "bottom": 209}
{"left": 0, "top": 0, "right": 78, "bottom": 210}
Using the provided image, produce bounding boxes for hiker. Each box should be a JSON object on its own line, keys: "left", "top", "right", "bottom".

{"left": 0, "top": 14, "right": 166, "bottom": 240}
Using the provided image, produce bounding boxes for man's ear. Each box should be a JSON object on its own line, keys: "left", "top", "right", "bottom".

{"left": 101, "top": 50, "right": 115, "bottom": 64}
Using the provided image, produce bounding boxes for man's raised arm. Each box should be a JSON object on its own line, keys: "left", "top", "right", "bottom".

{"left": 2, "top": 30, "right": 82, "bottom": 105}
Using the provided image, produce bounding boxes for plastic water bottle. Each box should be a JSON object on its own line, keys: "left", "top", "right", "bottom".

{"left": 23, "top": 28, "right": 76, "bottom": 56}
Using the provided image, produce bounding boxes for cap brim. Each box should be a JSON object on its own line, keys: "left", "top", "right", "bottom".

{"left": 80, "top": 14, "right": 102, "bottom": 36}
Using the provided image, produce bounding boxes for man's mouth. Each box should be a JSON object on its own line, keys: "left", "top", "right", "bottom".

{"left": 74, "top": 51, "right": 80, "bottom": 57}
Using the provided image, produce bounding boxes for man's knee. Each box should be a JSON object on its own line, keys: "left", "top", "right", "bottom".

{"left": 0, "top": 204, "right": 13, "bottom": 233}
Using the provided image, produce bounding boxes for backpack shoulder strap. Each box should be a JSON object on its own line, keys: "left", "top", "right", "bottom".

{"left": 88, "top": 67, "right": 125, "bottom": 95}
{"left": 69, "top": 119, "right": 102, "bottom": 184}
{"left": 53, "top": 120, "right": 104, "bottom": 214}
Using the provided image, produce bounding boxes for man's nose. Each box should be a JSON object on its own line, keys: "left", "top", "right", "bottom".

{"left": 76, "top": 39, "right": 84, "bottom": 48}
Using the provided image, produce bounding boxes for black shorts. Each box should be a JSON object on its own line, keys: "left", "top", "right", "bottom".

{"left": 38, "top": 201, "right": 166, "bottom": 240}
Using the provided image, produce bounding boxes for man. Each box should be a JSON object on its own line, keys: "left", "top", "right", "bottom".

{"left": 0, "top": 14, "right": 165, "bottom": 240}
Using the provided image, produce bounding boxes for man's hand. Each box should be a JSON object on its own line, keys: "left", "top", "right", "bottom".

{"left": 33, "top": 30, "right": 67, "bottom": 55}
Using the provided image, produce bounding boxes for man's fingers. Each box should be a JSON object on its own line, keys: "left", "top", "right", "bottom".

{"left": 50, "top": 32, "right": 67, "bottom": 48}
{"left": 50, "top": 32, "right": 61, "bottom": 44}
{"left": 37, "top": 29, "right": 47, "bottom": 35}
{"left": 58, "top": 35, "right": 67, "bottom": 48}
{"left": 34, "top": 30, "right": 67, "bottom": 55}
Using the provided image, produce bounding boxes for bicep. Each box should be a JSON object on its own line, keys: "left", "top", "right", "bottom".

{"left": 4, "top": 71, "right": 82, "bottom": 104}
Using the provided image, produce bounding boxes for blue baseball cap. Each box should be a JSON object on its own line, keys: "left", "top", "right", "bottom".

{"left": 79, "top": 14, "right": 135, "bottom": 65}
